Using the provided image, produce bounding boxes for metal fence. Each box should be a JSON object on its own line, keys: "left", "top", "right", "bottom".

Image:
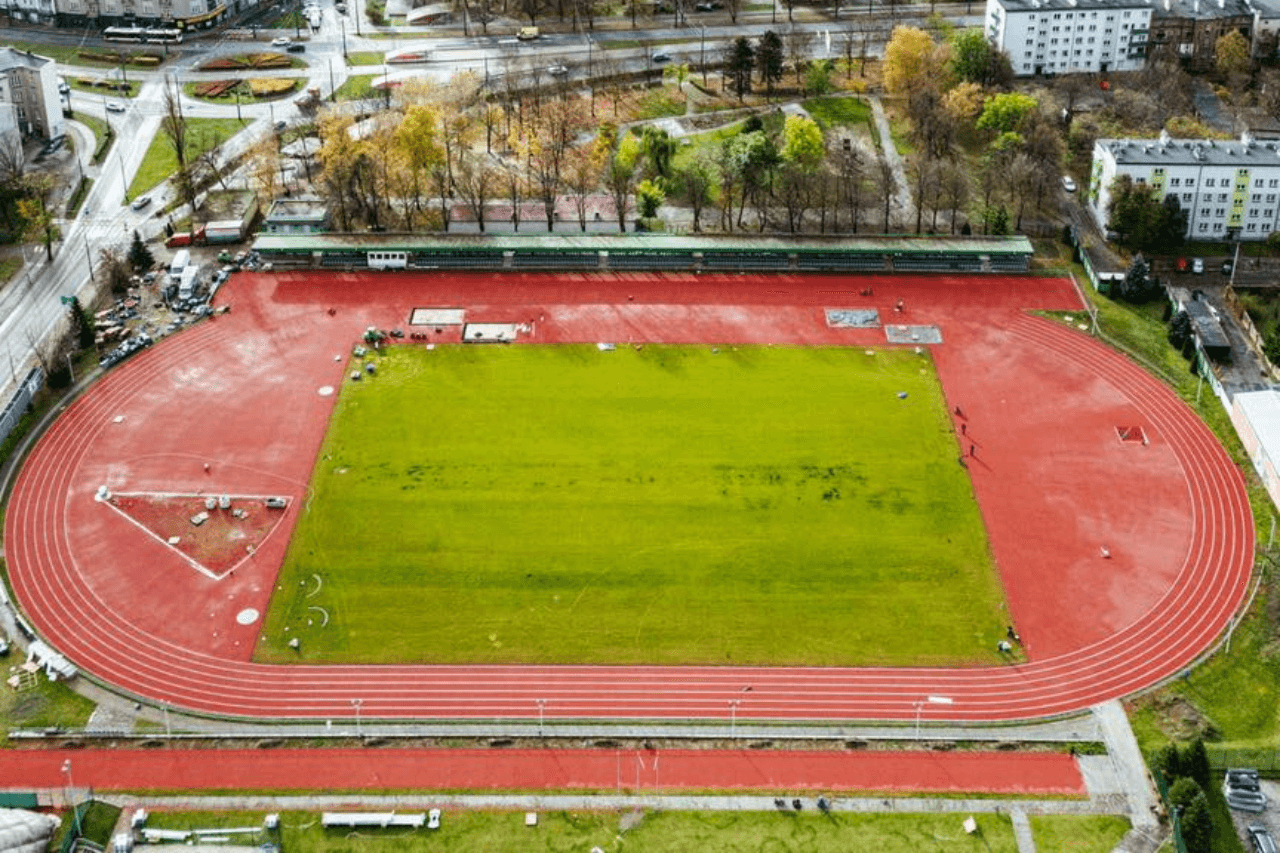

{"left": 1207, "top": 745, "right": 1280, "bottom": 774}
{"left": 0, "top": 367, "right": 43, "bottom": 450}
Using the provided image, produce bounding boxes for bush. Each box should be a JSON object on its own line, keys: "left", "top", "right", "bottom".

{"left": 1168, "top": 776, "right": 1203, "bottom": 809}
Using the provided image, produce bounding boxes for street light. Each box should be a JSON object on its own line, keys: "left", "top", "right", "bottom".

{"left": 61, "top": 760, "right": 82, "bottom": 837}
{"left": 728, "top": 699, "right": 741, "bottom": 738}
{"left": 913, "top": 695, "right": 953, "bottom": 741}
{"left": 351, "top": 698, "right": 363, "bottom": 738}
{"left": 699, "top": 26, "right": 706, "bottom": 85}
{"left": 536, "top": 698, "right": 546, "bottom": 736}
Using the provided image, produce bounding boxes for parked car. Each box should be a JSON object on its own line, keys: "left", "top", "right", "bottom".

{"left": 1249, "top": 824, "right": 1278, "bottom": 853}
{"left": 287, "top": 42, "right": 306, "bottom": 52}
{"left": 272, "top": 36, "right": 292, "bottom": 46}
{"left": 105, "top": 101, "right": 125, "bottom": 113}
{"left": 1175, "top": 256, "right": 1190, "bottom": 273}
{"left": 651, "top": 50, "right": 672, "bottom": 63}
{"left": 1060, "top": 175, "right": 1077, "bottom": 192}
{"left": 1192, "top": 257, "right": 1205, "bottom": 274}
{"left": 547, "top": 64, "right": 568, "bottom": 76}
{"left": 1222, "top": 259, "right": 1234, "bottom": 276}
{"left": 130, "top": 196, "right": 152, "bottom": 211}
{"left": 1225, "top": 768, "right": 1268, "bottom": 812}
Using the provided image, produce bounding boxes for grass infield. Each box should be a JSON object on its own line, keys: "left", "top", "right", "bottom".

{"left": 256, "top": 344, "right": 1007, "bottom": 666}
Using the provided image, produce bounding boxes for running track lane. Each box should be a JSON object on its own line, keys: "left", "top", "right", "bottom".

{"left": 0, "top": 748, "right": 1083, "bottom": 796}
{"left": 3, "top": 274, "right": 1255, "bottom": 723}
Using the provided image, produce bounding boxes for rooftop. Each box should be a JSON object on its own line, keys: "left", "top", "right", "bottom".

{"left": 1151, "top": 0, "right": 1252, "bottom": 20}
{"left": 1097, "top": 131, "right": 1280, "bottom": 167}
{"left": 0, "top": 47, "right": 54, "bottom": 74}
{"left": 997, "top": 0, "right": 1151, "bottom": 12}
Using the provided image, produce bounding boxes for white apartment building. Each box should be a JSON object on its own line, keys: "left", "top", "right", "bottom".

{"left": 985, "top": 0, "right": 1152, "bottom": 76}
{"left": 1091, "top": 131, "right": 1280, "bottom": 240}
{"left": 0, "top": 48, "right": 63, "bottom": 143}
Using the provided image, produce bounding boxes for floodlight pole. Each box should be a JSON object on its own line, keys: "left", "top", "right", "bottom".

{"left": 351, "top": 698, "right": 363, "bottom": 738}
{"left": 728, "top": 699, "right": 741, "bottom": 739}
{"left": 62, "top": 760, "right": 82, "bottom": 836}
{"left": 914, "top": 695, "right": 953, "bottom": 741}
{"left": 536, "top": 698, "right": 546, "bottom": 736}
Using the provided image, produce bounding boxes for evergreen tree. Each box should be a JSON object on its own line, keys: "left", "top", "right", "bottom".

{"left": 1179, "top": 793, "right": 1212, "bottom": 853}
{"left": 1151, "top": 741, "right": 1183, "bottom": 782}
{"left": 1184, "top": 739, "right": 1211, "bottom": 788}
{"left": 756, "top": 30, "right": 785, "bottom": 97}
{"left": 127, "top": 230, "right": 154, "bottom": 273}
{"left": 723, "top": 37, "right": 755, "bottom": 101}
{"left": 1168, "top": 776, "right": 1203, "bottom": 809}
{"left": 1168, "top": 310, "right": 1192, "bottom": 352}
{"left": 68, "top": 296, "right": 95, "bottom": 350}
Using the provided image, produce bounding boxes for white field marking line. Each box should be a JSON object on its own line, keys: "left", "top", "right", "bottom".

{"left": 306, "top": 573, "right": 323, "bottom": 598}
{"left": 99, "top": 498, "right": 219, "bottom": 581}
{"left": 307, "top": 606, "right": 330, "bottom": 627}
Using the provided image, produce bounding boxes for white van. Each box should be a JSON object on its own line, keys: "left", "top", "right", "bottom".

{"left": 169, "top": 249, "right": 190, "bottom": 284}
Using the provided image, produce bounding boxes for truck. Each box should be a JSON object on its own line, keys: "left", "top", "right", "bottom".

{"left": 517, "top": 26, "right": 540, "bottom": 39}
{"left": 169, "top": 248, "right": 190, "bottom": 284}
{"left": 178, "top": 265, "right": 200, "bottom": 301}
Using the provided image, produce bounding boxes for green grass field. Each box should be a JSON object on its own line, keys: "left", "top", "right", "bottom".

{"left": 256, "top": 345, "right": 1007, "bottom": 667}
{"left": 144, "top": 809, "right": 1021, "bottom": 853}
{"left": 127, "top": 117, "right": 243, "bottom": 199}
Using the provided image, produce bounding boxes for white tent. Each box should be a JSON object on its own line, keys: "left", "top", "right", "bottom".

{"left": 0, "top": 808, "right": 61, "bottom": 853}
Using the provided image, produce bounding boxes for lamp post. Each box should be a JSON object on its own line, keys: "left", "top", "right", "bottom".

{"left": 728, "top": 699, "right": 741, "bottom": 739}
{"left": 699, "top": 25, "right": 706, "bottom": 85}
{"left": 536, "top": 698, "right": 546, "bottom": 736}
{"left": 84, "top": 234, "right": 93, "bottom": 283}
{"left": 61, "top": 760, "right": 82, "bottom": 837}
{"left": 913, "top": 695, "right": 953, "bottom": 741}
{"left": 351, "top": 698, "right": 363, "bottom": 738}
{"left": 340, "top": 15, "right": 348, "bottom": 58}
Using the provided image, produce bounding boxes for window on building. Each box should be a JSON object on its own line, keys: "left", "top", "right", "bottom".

{"left": 1215, "top": 223, "right": 1224, "bottom": 231}
{"left": 1248, "top": 222, "right": 1258, "bottom": 231}
{"left": 1265, "top": 223, "right": 1273, "bottom": 232}
{"left": 1185, "top": 179, "right": 1195, "bottom": 187}
{"left": 1267, "top": 209, "right": 1275, "bottom": 217}
{"left": 1250, "top": 209, "right": 1260, "bottom": 217}
{"left": 1257, "top": 178, "right": 1266, "bottom": 187}
{"left": 1199, "top": 223, "right": 1209, "bottom": 231}
{"left": 1253, "top": 193, "right": 1263, "bottom": 202}
{"left": 1219, "top": 193, "right": 1229, "bottom": 202}
{"left": 1206, "top": 178, "right": 1215, "bottom": 187}
{"left": 1170, "top": 177, "right": 1180, "bottom": 186}
{"left": 1201, "top": 207, "right": 1212, "bottom": 216}
{"left": 1183, "top": 193, "right": 1192, "bottom": 202}
{"left": 1217, "top": 208, "right": 1226, "bottom": 216}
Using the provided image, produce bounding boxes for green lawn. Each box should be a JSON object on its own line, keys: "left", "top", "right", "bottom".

{"left": 0, "top": 657, "right": 98, "bottom": 745}
{"left": 127, "top": 117, "right": 245, "bottom": 199}
{"left": 345, "top": 51, "right": 386, "bottom": 66}
{"left": 1030, "top": 816, "right": 1131, "bottom": 853}
{"left": 0, "top": 257, "right": 21, "bottom": 285}
{"left": 803, "top": 95, "right": 872, "bottom": 131}
{"left": 145, "top": 809, "right": 1019, "bottom": 853}
{"left": 257, "top": 345, "right": 1007, "bottom": 667}
{"left": 65, "top": 77, "right": 139, "bottom": 98}
{"left": 333, "top": 74, "right": 378, "bottom": 101}
{"left": 72, "top": 112, "right": 112, "bottom": 164}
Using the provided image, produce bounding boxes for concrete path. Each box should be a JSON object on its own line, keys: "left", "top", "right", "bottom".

{"left": 869, "top": 95, "right": 914, "bottom": 230}
{"left": 1010, "top": 807, "right": 1036, "bottom": 853}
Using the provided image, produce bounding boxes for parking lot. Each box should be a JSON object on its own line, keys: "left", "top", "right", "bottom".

{"left": 1229, "top": 775, "right": 1280, "bottom": 852}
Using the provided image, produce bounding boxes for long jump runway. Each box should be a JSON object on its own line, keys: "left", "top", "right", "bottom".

{"left": 4, "top": 272, "right": 1254, "bottom": 723}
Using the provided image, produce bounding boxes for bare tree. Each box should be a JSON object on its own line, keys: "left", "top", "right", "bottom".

{"left": 876, "top": 155, "right": 896, "bottom": 233}
{"left": 456, "top": 152, "right": 496, "bottom": 231}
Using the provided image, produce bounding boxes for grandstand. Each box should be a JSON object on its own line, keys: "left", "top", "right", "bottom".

{"left": 251, "top": 234, "right": 1034, "bottom": 274}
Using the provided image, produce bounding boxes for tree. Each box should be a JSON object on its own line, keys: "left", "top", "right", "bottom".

{"left": 394, "top": 103, "right": 444, "bottom": 231}
{"left": 805, "top": 60, "right": 834, "bottom": 96}
{"left": 1180, "top": 793, "right": 1212, "bottom": 853}
{"left": 677, "top": 153, "right": 716, "bottom": 233}
{"left": 1117, "top": 253, "right": 1158, "bottom": 303}
{"left": 1184, "top": 739, "right": 1211, "bottom": 788}
{"left": 756, "top": 30, "right": 785, "bottom": 98}
{"left": 949, "top": 29, "right": 1012, "bottom": 87}
{"left": 982, "top": 203, "right": 1009, "bottom": 235}
{"left": 1158, "top": 193, "right": 1189, "bottom": 251}
{"left": 883, "top": 26, "right": 948, "bottom": 98}
{"left": 724, "top": 37, "right": 755, "bottom": 101}
{"left": 127, "top": 230, "right": 153, "bottom": 272}
{"left": 1169, "top": 310, "right": 1193, "bottom": 352}
{"left": 68, "top": 296, "right": 95, "bottom": 351}
{"left": 1168, "top": 777, "right": 1204, "bottom": 809}
{"left": 1216, "top": 30, "right": 1251, "bottom": 78}
{"left": 1107, "top": 174, "right": 1165, "bottom": 251}
{"left": 635, "top": 178, "right": 665, "bottom": 218}
{"left": 639, "top": 126, "right": 677, "bottom": 179}
{"left": 604, "top": 142, "right": 637, "bottom": 232}
{"left": 976, "top": 92, "right": 1038, "bottom": 135}
{"left": 1151, "top": 742, "right": 1183, "bottom": 783}
{"left": 17, "top": 178, "right": 58, "bottom": 262}
{"left": 781, "top": 114, "right": 824, "bottom": 168}
{"left": 943, "top": 81, "right": 985, "bottom": 125}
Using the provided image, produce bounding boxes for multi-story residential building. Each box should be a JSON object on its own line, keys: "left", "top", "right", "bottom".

{"left": 1091, "top": 131, "right": 1280, "bottom": 240}
{"left": 1148, "top": 0, "right": 1252, "bottom": 69}
{"left": 985, "top": 0, "right": 1151, "bottom": 76}
{"left": 0, "top": 47, "right": 63, "bottom": 143}
{"left": 52, "top": 0, "right": 228, "bottom": 30}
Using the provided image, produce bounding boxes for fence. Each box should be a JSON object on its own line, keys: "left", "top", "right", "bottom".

{"left": 1152, "top": 769, "right": 1189, "bottom": 853}
{"left": 0, "top": 367, "right": 43, "bottom": 450}
{"left": 1206, "top": 744, "right": 1280, "bottom": 773}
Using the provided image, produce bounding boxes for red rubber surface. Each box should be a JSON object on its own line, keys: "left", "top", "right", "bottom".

{"left": 4, "top": 272, "right": 1254, "bottom": 723}
{"left": 2, "top": 747, "right": 1083, "bottom": 795}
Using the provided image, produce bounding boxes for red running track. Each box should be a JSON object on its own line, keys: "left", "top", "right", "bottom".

{"left": 3, "top": 272, "right": 1255, "bottom": 723}
{"left": 2, "top": 747, "right": 1084, "bottom": 796}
